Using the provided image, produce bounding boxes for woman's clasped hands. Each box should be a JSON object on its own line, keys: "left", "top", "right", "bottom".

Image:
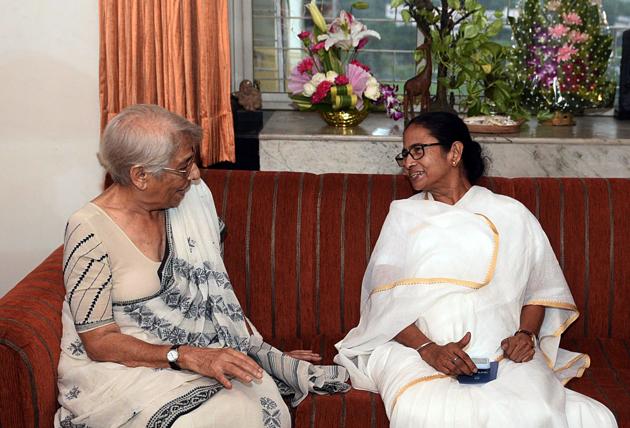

{"left": 418, "top": 332, "right": 478, "bottom": 376}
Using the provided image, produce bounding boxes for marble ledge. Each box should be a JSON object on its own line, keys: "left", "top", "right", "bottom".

{"left": 260, "top": 111, "right": 630, "bottom": 145}
{"left": 259, "top": 111, "right": 630, "bottom": 178}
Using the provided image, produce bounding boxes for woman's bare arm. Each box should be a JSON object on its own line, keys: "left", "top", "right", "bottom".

{"left": 79, "top": 323, "right": 263, "bottom": 389}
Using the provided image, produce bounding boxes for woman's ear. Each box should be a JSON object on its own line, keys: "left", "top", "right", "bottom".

{"left": 129, "top": 165, "right": 148, "bottom": 190}
{"left": 450, "top": 141, "right": 464, "bottom": 166}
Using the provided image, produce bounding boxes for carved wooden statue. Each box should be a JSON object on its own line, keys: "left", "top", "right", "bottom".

{"left": 403, "top": 41, "right": 432, "bottom": 122}
{"left": 234, "top": 79, "right": 262, "bottom": 111}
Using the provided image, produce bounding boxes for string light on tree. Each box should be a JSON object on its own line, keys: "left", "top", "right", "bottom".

{"left": 509, "top": 0, "right": 615, "bottom": 121}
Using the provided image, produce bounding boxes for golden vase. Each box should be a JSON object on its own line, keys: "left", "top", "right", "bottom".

{"left": 319, "top": 108, "right": 369, "bottom": 128}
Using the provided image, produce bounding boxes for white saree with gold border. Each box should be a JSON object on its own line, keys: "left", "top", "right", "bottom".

{"left": 334, "top": 186, "right": 616, "bottom": 427}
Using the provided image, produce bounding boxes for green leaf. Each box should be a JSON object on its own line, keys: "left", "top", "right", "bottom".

{"left": 390, "top": 0, "right": 404, "bottom": 8}
{"left": 463, "top": 25, "right": 479, "bottom": 39}
{"left": 351, "top": 2, "right": 369, "bottom": 10}
{"left": 487, "top": 19, "right": 503, "bottom": 37}
{"left": 401, "top": 9, "right": 411, "bottom": 24}
{"left": 447, "top": 0, "right": 460, "bottom": 10}
{"left": 464, "top": 0, "right": 478, "bottom": 11}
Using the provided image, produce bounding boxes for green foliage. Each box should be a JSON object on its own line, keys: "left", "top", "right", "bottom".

{"left": 509, "top": 0, "right": 615, "bottom": 118}
{"left": 390, "top": 0, "right": 527, "bottom": 118}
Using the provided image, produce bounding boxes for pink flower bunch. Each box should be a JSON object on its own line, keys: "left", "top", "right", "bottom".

{"left": 549, "top": 24, "right": 569, "bottom": 39}
{"left": 563, "top": 12, "right": 582, "bottom": 26}
{"left": 557, "top": 44, "right": 578, "bottom": 62}
{"left": 287, "top": 2, "right": 400, "bottom": 120}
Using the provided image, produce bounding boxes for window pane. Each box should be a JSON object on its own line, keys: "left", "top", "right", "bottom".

{"left": 251, "top": 0, "right": 630, "bottom": 98}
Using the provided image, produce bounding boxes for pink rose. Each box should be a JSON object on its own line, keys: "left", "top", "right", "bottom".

{"left": 298, "top": 31, "right": 311, "bottom": 40}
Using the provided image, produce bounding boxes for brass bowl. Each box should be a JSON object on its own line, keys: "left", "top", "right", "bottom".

{"left": 319, "top": 108, "right": 369, "bottom": 128}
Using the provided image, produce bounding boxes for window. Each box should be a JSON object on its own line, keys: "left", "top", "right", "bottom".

{"left": 231, "top": 0, "right": 630, "bottom": 110}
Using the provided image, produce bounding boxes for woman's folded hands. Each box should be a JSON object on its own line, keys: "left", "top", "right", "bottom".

{"left": 418, "top": 332, "right": 478, "bottom": 376}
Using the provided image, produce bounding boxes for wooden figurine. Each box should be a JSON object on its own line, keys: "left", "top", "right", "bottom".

{"left": 403, "top": 41, "right": 432, "bottom": 123}
{"left": 234, "top": 80, "right": 262, "bottom": 111}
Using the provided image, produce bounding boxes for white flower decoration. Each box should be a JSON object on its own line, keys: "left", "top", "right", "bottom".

{"left": 364, "top": 76, "right": 381, "bottom": 101}
{"left": 317, "top": 10, "right": 380, "bottom": 51}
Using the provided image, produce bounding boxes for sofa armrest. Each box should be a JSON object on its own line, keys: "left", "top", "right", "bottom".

{"left": 0, "top": 247, "right": 65, "bottom": 428}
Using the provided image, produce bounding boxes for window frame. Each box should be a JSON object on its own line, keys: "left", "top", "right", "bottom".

{"left": 231, "top": 0, "right": 624, "bottom": 114}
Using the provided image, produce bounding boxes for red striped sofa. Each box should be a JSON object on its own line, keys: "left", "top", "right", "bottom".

{"left": 1, "top": 169, "right": 629, "bottom": 427}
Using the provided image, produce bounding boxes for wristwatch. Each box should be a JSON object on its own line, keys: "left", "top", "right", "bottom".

{"left": 166, "top": 344, "right": 181, "bottom": 370}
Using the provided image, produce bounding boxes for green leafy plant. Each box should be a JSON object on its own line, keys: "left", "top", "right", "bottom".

{"left": 390, "top": 0, "right": 528, "bottom": 119}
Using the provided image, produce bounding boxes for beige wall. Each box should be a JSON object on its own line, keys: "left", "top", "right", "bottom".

{"left": 0, "top": 1, "right": 102, "bottom": 297}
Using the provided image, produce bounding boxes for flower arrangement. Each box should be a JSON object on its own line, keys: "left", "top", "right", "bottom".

{"left": 288, "top": 1, "right": 402, "bottom": 121}
{"left": 509, "top": 0, "right": 615, "bottom": 120}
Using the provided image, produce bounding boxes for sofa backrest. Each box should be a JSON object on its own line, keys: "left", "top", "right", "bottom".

{"left": 200, "top": 170, "right": 630, "bottom": 342}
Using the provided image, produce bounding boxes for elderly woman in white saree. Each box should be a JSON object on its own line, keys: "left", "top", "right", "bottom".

{"left": 56, "top": 105, "right": 348, "bottom": 428}
{"left": 334, "top": 112, "right": 617, "bottom": 427}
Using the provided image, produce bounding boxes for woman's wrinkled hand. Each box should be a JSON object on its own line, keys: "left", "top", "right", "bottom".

{"left": 418, "top": 332, "right": 477, "bottom": 376}
{"left": 285, "top": 349, "right": 322, "bottom": 362}
{"left": 501, "top": 333, "right": 535, "bottom": 363}
{"left": 179, "top": 346, "right": 263, "bottom": 389}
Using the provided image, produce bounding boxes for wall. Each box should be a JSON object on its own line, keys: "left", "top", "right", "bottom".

{"left": 0, "top": 1, "right": 101, "bottom": 297}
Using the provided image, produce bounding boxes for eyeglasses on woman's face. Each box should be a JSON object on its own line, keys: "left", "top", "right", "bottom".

{"left": 162, "top": 157, "right": 196, "bottom": 178}
{"left": 395, "top": 143, "right": 443, "bottom": 167}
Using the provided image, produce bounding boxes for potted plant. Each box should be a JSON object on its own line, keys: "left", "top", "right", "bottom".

{"left": 390, "top": 0, "right": 528, "bottom": 127}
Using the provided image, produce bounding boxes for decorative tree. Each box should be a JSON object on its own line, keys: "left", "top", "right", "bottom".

{"left": 509, "top": 0, "right": 615, "bottom": 121}
{"left": 391, "top": 0, "right": 525, "bottom": 118}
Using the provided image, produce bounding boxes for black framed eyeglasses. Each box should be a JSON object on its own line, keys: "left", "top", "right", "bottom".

{"left": 162, "top": 157, "right": 196, "bottom": 178}
{"left": 395, "top": 143, "right": 443, "bottom": 167}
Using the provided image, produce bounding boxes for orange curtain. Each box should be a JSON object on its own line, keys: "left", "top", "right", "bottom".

{"left": 99, "top": 0, "right": 235, "bottom": 165}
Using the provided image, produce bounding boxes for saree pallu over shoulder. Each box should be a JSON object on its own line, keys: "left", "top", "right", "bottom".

{"left": 335, "top": 186, "right": 587, "bottom": 396}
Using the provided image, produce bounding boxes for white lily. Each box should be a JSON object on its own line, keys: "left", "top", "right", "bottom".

{"left": 317, "top": 10, "right": 380, "bottom": 51}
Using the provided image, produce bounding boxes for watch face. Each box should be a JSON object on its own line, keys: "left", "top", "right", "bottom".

{"left": 167, "top": 349, "right": 179, "bottom": 363}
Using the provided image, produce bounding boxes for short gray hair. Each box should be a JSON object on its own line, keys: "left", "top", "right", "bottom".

{"left": 99, "top": 104, "right": 203, "bottom": 185}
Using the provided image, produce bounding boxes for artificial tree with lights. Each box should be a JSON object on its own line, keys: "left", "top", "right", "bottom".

{"left": 509, "top": 0, "right": 615, "bottom": 123}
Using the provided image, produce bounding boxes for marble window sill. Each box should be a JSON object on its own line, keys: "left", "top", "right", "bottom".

{"left": 259, "top": 111, "right": 630, "bottom": 178}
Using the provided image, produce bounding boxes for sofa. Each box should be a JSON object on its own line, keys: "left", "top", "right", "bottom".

{"left": 1, "top": 169, "right": 629, "bottom": 427}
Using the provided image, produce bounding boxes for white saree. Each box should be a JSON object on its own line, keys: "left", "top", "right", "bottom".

{"left": 334, "top": 185, "right": 617, "bottom": 427}
{"left": 56, "top": 181, "right": 348, "bottom": 428}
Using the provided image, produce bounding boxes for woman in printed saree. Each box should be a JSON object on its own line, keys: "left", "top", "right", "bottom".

{"left": 334, "top": 112, "right": 617, "bottom": 427}
{"left": 56, "top": 104, "right": 348, "bottom": 428}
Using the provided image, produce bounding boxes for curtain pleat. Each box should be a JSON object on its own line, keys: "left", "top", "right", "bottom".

{"left": 99, "top": 0, "right": 235, "bottom": 165}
